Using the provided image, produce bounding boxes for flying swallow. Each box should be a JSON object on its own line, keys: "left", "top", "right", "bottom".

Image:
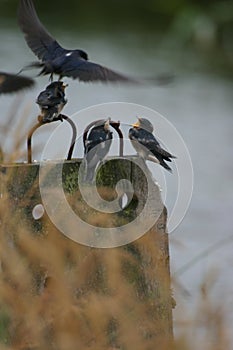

{"left": 84, "top": 118, "right": 113, "bottom": 182}
{"left": 129, "top": 117, "right": 176, "bottom": 172}
{"left": 0, "top": 71, "right": 34, "bottom": 94}
{"left": 36, "top": 81, "right": 67, "bottom": 122}
{"left": 18, "top": 0, "right": 139, "bottom": 83}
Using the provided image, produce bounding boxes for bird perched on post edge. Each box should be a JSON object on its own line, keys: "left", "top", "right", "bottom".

{"left": 36, "top": 81, "right": 67, "bottom": 123}
{"left": 84, "top": 118, "right": 113, "bottom": 182}
{"left": 129, "top": 117, "right": 176, "bottom": 172}
{"left": 0, "top": 71, "right": 34, "bottom": 94}
{"left": 17, "top": 0, "right": 138, "bottom": 83}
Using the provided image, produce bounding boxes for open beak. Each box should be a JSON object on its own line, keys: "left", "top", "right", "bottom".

{"left": 62, "top": 83, "right": 68, "bottom": 91}
{"left": 132, "top": 119, "right": 141, "bottom": 128}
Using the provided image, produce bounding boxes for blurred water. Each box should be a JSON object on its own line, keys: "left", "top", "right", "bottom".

{"left": 1, "top": 26, "right": 233, "bottom": 344}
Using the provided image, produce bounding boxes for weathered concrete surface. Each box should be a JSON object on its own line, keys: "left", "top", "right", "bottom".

{"left": 0, "top": 157, "right": 173, "bottom": 349}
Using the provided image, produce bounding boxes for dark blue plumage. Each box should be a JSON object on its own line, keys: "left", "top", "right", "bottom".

{"left": 84, "top": 119, "right": 113, "bottom": 182}
{"left": 18, "top": 0, "right": 137, "bottom": 83}
{"left": 0, "top": 71, "right": 34, "bottom": 94}
{"left": 36, "top": 81, "right": 67, "bottom": 122}
{"left": 129, "top": 118, "right": 176, "bottom": 172}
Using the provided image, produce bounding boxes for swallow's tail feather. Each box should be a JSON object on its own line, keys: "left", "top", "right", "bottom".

{"left": 18, "top": 61, "right": 44, "bottom": 74}
{"left": 18, "top": 61, "right": 53, "bottom": 78}
{"left": 159, "top": 158, "right": 173, "bottom": 172}
{"left": 155, "top": 146, "right": 176, "bottom": 160}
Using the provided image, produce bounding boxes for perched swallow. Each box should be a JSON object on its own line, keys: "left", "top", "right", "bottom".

{"left": 36, "top": 81, "right": 67, "bottom": 122}
{"left": 18, "top": 0, "right": 138, "bottom": 83}
{"left": 0, "top": 71, "right": 34, "bottom": 94}
{"left": 129, "top": 117, "right": 176, "bottom": 172}
{"left": 84, "top": 118, "right": 113, "bottom": 182}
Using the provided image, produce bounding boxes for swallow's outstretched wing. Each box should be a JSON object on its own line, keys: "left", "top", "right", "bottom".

{"left": 18, "top": 0, "right": 140, "bottom": 83}
{"left": 61, "top": 55, "right": 138, "bottom": 83}
{"left": 18, "top": 0, "right": 64, "bottom": 62}
{"left": 0, "top": 72, "right": 34, "bottom": 94}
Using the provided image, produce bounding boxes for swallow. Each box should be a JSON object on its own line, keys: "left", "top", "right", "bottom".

{"left": 18, "top": 0, "right": 138, "bottom": 83}
{"left": 36, "top": 81, "right": 67, "bottom": 122}
{"left": 129, "top": 117, "right": 176, "bottom": 172}
{"left": 84, "top": 118, "right": 113, "bottom": 182}
{"left": 0, "top": 71, "right": 34, "bottom": 94}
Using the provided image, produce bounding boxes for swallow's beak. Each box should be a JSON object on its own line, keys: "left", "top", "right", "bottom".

{"left": 104, "top": 118, "right": 111, "bottom": 130}
{"left": 62, "top": 83, "right": 68, "bottom": 91}
{"left": 132, "top": 119, "right": 141, "bottom": 128}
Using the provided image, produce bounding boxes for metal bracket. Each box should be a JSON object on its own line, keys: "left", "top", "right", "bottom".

{"left": 27, "top": 114, "right": 77, "bottom": 163}
{"left": 83, "top": 119, "right": 124, "bottom": 157}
